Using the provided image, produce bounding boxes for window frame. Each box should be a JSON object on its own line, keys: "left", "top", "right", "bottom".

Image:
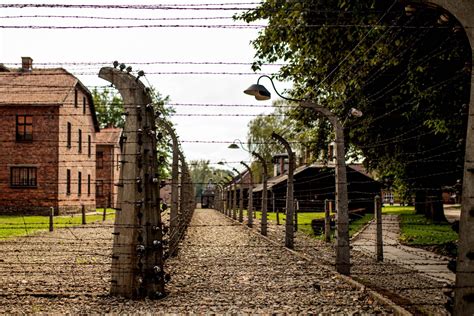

{"left": 78, "top": 129, "right": 82, "bottom": 153}
{"left": 97, "top": 151, "right": 104, "bottom": 169}
{"left": 78, "top": 171, "right": 82, "bottom": 196}
{"left": 67, "top": 122, "right": 72, "bottom": 148}
{"left": 74, "top": 89, "right": 78, "bottom": 107}
{"left": 66, "top": 169, "right": 71, "bottom": 195}
{"left": 88, "top": 135, "right": 91, "bottom": 157}
{"left": 10, "top": 166, "right": 37, "bottom": 188}
{"left": 16, "top": 114, "right": 33, "bottom": 142}
{"left": 82, "top": 96, "right": 86, "bottom": 114}
{"left": 87, "top": 174, "right": 91, "bottom": 196}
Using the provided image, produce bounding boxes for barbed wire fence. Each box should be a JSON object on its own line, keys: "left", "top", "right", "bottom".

{"left": 0, "top": 1, "right": 472, "bottom": 315}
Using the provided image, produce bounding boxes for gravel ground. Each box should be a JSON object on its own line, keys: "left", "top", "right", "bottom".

{"left": 243, "top": 214, "right": 451, "bottom": 315}
{"left": 0, "top": 209, "right": 393, "bottom": 314}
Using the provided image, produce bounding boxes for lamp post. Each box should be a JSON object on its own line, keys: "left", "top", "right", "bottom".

{"left": 244, "top": 75, "right": 361, "bottom": 275}
{"left": 271, "top": 131, "right": 295, "bottom": 249}
{"left": 240, "top": 161, "right": 254, "bottom": 228}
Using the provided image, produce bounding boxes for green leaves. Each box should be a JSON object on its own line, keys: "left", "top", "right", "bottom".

{"left": 237, "top": 0, "right": 470, "bottom": 203}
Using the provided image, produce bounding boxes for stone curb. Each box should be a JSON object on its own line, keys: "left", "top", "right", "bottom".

{"left": 216, "top": 210, "right": 412, "bottom": 316}
{"left": 350, "top": 218, "right": 375, "bottom": 242}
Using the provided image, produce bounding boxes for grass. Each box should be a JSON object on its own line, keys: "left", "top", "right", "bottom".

{"left": 349, "top": 214, "right": 374, "bottom": 237}
{"left": 244, "top": 210, "right": 369, "bottom": 238}
{"left": 382, "top": 205, "right": 458, "bottom": 246}
{"left": 0, "top": 208, "right": 116, "bottom": 239}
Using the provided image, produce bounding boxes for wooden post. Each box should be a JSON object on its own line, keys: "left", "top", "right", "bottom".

{"left": 324, "top": 199, "right": 330, "bottom": 242}
{"left": 81, "top": 205, "right": 86, "bottom": 225}
{"left": 103, "top": 207, "right": 107, "bottom": 222}
{"left": 273, "top": 191, "right": 279, "bottom": 225}
{"left": 49, "top": 207, "right": 54, "bottom": 232}
{"left": 294, "top": 199, "right": 298, "bottom": 232}
{"left": 375, "top": 195, "right": 383, "bottom": 262}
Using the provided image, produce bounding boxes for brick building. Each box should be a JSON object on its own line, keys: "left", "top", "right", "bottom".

{"left": 0, "top": 57, "right": 100, "bottom": 215}
{"left": 95, "top": 127, "right": 122, "bottom": 208}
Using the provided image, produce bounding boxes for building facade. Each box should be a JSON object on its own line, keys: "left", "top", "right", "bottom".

{"left": 0, "top": 57, "right": 100, "bottom": 215}
{"left": 95, "top": 127, "right": 122, "bottom": 209}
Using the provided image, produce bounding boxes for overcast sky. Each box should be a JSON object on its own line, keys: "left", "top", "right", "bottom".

{"left": 0, "top": 0, "right": 292, "bottom": 173}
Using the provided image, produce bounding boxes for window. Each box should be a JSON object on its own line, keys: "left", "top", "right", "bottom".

{"left": 87, "top": 174, "right": 91, "bottom": 196}
{"left": 96, "top": 180, "right": 104, "bottom": 197}
{"left": 10, "top": 167, "right": 37, "bottom": 187}
{"left": 117, "top": 154, "right": 120, "bottom": 170}
{"left": 78, "top": 129, "right": 82, "bottom": 153}
{"left": 97, "top": 151, "right": 104, "bottom": 169}
{"left": 74, "top": 89, "right": 78, "bottom": 107}
{"left": 66, "top": 169, "right": 71, "bottom": 195}
{"left": 88, "top": 135, "right": 91, "bottom": 157}
{"left": 16, "top": 115, "right": 33, "bottom": 141}
{"left": 78, "top": 171, "right": 82, "bottom": 196}
{"left": 67, "top": 122, "right": 72, "bottom": 148}
{"left": 82, "top": 97, "right": 86, "bottom": 114}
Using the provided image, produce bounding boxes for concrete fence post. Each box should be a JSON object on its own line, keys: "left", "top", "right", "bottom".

{"left": 375, "top": 195, "right": 383, "bottom": 262}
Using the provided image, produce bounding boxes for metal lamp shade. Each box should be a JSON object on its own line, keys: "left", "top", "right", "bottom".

{"left": 228, "top": 143, "right": 240, "bottom": 149}
{"left": 243, "top": 84, "right": 271, "bottom": 100}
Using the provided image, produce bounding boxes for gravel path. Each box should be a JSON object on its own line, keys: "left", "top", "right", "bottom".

{"left": 1, "top": 209, "right": 393, "bottom": 314}
{"left": 243, "top": 213, "right": 451, "bottom": 315}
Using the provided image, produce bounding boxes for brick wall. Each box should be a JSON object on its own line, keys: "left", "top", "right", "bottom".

{"left": 0, "top": 106, "right": 59, "bottom": 215}
{"left": 57, "top": 85, "right": 96, "bottom": 214}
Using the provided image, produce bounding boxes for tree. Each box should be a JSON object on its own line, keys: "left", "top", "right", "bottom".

{"left": 247, "top": 99, "right": 321, "bottom": 181}
{"left": 189, "top": 160, "right": 232, "bottom": 200}
{"left": 92, "top": 86, "right": 175, "bottom": 178}
{"left": 92, "top": 88, "right": 125, "bottom": 128}
{"left": 237, "top": 0, "right": 471, "bottom": 221}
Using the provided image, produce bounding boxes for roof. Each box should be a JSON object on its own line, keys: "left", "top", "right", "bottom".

{"left": 0, "top": 68, "right": 100, "bottom": 131}
{"left": 96, "top": 127, "right": 122, "bottom": 145}
{"left": 253, "top": 163, "right": 376, "bottom": 192}
{"left": 0, "top": 68, "right": 77, "bottom": 105}
{"left": 253, "top": 164, "right": 308, "bottom": 192}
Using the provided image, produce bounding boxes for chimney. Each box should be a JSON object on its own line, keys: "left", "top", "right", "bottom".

{"left": 21, "top": 57, "right": 33, "bottom": 72}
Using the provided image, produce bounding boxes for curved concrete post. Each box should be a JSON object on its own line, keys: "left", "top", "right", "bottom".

{"left": 300, "top": 100, "right": 350, "bottom": 275}
{"left": 233, "top": 168, "right": 243, "bottom": 222}
{"left": 252, "top": 151, "right": 268, "bottom": 236}
{"left": 271, "top": 132, "right": 295, "bottom": 249}
{"left": 157, "top": 119, "right": 179, "bottom": 256}
{"left": 99, "top": 67, "right": 165, "bottom": 298}
{"left": 241, "top": 161, "right": 254, "bottom": 228}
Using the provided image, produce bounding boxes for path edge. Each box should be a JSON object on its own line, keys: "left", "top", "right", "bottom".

{"left": 217, "top": 210, "right": 412, "bottom": 316}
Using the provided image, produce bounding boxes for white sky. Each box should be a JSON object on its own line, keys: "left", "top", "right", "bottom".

{"left": 0, "top": 0, "right": 292, "bottom": 173}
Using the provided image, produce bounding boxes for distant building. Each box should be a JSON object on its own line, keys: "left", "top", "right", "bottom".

{"left": 95, "top": 127, "right": 122, "bottom": 209}
{"left": 253, "top": 155, "right": 381, "bottom": 213}
{"left": 0, "top": 57, "right": 100, "bottom": 214}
